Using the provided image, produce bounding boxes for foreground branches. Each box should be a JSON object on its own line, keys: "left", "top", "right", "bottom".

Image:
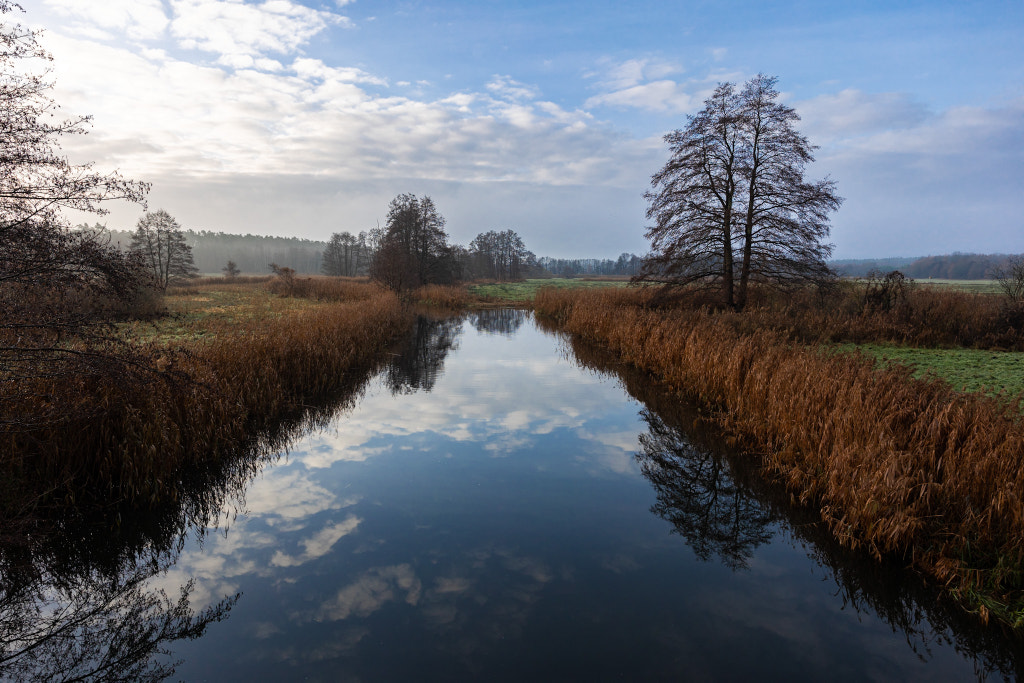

{"left": 1, "top": 2, "right": 152, "bottom": 428}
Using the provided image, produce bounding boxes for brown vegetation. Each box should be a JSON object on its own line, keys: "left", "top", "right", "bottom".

{"left": 411, "top": 283, "right": 471, "bottom": 308}
{"left": 2, "top": 280, "right": 410, "bottom": 512}
{"left": 654, "top": 277, "right": 1024, "bottom": 350}
{"left": 535, "top": 285, "right": 1024, "bottom": 627}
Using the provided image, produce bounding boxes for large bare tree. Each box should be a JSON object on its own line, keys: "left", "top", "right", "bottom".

{"left": 638, "top": 75, "right": 841, "bottom": 310}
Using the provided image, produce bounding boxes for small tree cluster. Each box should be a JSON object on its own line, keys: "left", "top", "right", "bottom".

{"left": 321, "top": 230, "right": 374, "bottom": 277}
{"left": 370, "top": 194, "right": 460, "bottom": 290}
{"left": 468, "top": 230, "right": 536, "bottom": 281}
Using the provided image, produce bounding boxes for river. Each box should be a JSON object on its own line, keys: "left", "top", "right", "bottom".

{"left": 2, "top": 311, "right": 1021, "bottom": 681}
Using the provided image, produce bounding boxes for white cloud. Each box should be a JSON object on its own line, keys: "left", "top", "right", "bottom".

{"left": 169, "top": 0, "right": 349, "bottom": 61}
{"left": 43, "top": 0, "right": 169, "bottom": 41}
{"left": 271, "top": 515, "right": 362, "bottom": 567}
{"left": 584, "top": 59, "right": 730, "bottom": 114}
{"left": 586, "top": 80, "right": 700, "bottom": 113}
{"left": 796, "top": 89, "right": 930, "bottom": 143}
{"left": 47, "top": 31, "right": 645, "bottom": 190}
{"left": 486, "top": 74, "right": 540, "bottom": 101}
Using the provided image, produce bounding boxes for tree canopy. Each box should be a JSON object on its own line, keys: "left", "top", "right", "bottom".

{"left": 639, "top": 75, "right": 842, "bottom": 310}
{"left": 129, "top": 210, "right": 197, "bottom": 289}
{"left": 370, "top": 194, "right": 458, "bottom": 289}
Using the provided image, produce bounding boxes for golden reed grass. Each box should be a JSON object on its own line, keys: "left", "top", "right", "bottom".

{"left": 536, "top": 286, "right": 1024, "bottom": 627}
{"left": 410, "top": 284, "right": 471, "bottom": 308}
{"left": 3, "top": 283, "right": 410, "bottom": 509}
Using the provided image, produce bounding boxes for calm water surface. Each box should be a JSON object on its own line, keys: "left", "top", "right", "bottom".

{"left": 3, "top": 312, "right": 1022, "bottom": 681}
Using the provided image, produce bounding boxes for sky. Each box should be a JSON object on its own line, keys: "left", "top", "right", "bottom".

{"left": 21, "top": 0, "right": 1024, "bottom": 258}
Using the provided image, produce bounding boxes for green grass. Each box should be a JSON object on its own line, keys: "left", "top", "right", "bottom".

{"left": 122, "top": 287, "right": 322, "bottom": 344}
{"left": 468, "top": 278, "right": 631, "bottom": 303}
{"left": 835, "top": 343, "right": 1024, "bottom": 400}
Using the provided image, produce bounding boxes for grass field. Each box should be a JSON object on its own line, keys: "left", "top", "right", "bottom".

{"left": 123, "top": 286, "right": 325, "bottom": 344}
{"left": 913, "top": 278, "right": 1002, "bottom": 294}
{"left": 468, "top": 278, "right": 630, "bottom": 302}
{"left": 834, "top": 344, "right": 1024, "bottom": 401}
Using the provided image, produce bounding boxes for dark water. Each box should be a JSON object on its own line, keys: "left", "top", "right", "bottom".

{"left": 3, "top": 311, "right": 1023, "bottom": 681}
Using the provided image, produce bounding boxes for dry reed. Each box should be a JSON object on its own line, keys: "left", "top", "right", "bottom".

{"left": 3, "top": 285, "right": 410, "bottom": 510}
{"left": 535, "top": 286, "right": 1024, "bottom": 627}
{"left": 411, "top": 284, "right": 471, "bottom": 308}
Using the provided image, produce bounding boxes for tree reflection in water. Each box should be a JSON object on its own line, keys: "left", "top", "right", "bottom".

{"left": 469, "top": 309, "right": 529, "bottom": 337}
{"left": 0, "top": 342, "right": 397, "bottom": 682}
{"left": 0, "top": 562, "right": 234, "bottom": 682}
{"left": 636, "top": 407, "right": 776, "bottom": 570}
{"left": 386, "top": 315, "right": 464, "bottom": 394}
{"left": 548, "top": 323, "right": 1024, "bottom": 680}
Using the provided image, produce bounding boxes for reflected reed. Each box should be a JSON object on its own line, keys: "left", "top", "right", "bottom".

{"left": 550, "top": 324, "right": 1024, "bottom": 680}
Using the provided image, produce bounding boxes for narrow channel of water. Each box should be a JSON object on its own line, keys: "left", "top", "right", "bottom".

{"left": 2, "top": 311, "right": 1022, "bottom": 681}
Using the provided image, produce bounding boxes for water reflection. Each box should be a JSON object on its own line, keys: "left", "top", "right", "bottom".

{"left": 636, "top": 407, "right": 776, "bottom": 570}
{"left": 556, "top": 327, "right": 1024, "bottom": 681}
{"left": 469, "top": 308, "right": 529, "bottom": 337}
{"left": 0, "top": 341, "right": 396, "bottom": 681}
{"left": 0, "top": 558, "right": 234, "bottom": 682}
{"left": 386, "top": 315, "right": 462, "bottom": 394}
{"left": 5, "top": 312, "right": 1024, "bottom": 680}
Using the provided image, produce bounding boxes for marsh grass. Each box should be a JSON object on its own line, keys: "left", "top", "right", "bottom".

{"left": 411, "top": 284, "right": 471, "bottom": 308}
{"left": 2, "top": 279, "right": 410, "bottom": 513}
{"left": 535, "top": 286, "right": 1024, "bottom": 628}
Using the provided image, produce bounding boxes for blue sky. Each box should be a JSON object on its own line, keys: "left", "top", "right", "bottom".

{"left": 26, "top": 0, "right": 1024, "bottom": 258}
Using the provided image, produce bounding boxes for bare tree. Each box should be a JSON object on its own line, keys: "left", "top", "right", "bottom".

{"left": 734, "top": 75, "right": 841, "bottom": 308}
{"left": 638, "top": 75, "right": 841, "bottom": 310}
{"left": 370, "top": 194, "right": 457, "bottom": 290}
{"left": 1, "top": 2, "right": 151, "bottom": 429}
{"left": 991, "top": 256, "right": 1024, "bottom": 303}
{"left": 321, "top": 231, "right": 371, "bottom": 277}
{"left": 129, "top": 210, "right": 197, "bottom": 289}
{"left": 469, "top": 229, "right": 532, "bottom": 281}
{"left": 640, "top": 83, "right": 744, "bottom": 307}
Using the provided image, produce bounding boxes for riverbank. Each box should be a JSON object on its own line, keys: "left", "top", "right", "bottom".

{"left": 534, "top": 286, "right": 1024, "bottom": 629}
{"left": 2, "top": 278, "right": 411, "bottom": 514}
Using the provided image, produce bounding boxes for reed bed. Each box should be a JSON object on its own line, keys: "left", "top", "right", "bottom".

{"left": 725, "top": 282, "right": 1024, "bottom": 350}
{"left": 3, "top": 285, "right": 410, "bottom": 510}
{"left": 411, "top": 284, "right": 471, "bottom": 308}
{"left": 535, "top": 286, "right": 1024, "bottom": 627}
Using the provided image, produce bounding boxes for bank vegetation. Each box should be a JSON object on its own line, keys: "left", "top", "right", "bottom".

{"left": 535, "top": 283, "right": 1024, "bottom": 628}
{"left": 2, "top": 278, "right": 410, "bottom": 516}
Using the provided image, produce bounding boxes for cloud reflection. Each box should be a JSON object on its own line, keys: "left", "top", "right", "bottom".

{"left": 318, "top": 564, "right": 422, "bottom": 621}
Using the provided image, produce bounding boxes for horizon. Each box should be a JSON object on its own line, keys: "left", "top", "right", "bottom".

{"left": 28, "top": 0, "right": 1024, "bottom": 259}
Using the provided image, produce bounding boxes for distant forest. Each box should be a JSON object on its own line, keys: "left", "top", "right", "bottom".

{"left": 832, "top": 253, "right": 1017, "bottom": 279}
{"left": 101, "top": 227, "right": 326, "bottom": 275}
{"left": 87, "top": 224, "right": 1015, "bottom": 281}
